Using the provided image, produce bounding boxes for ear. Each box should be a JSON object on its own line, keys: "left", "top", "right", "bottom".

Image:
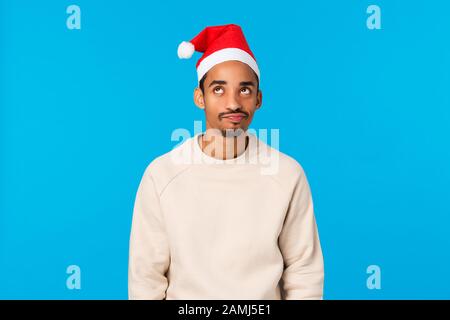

{"left": 194, "top": 87, "right": 205, "bottom": 110}
{"left": 255, "top": 90, "right": 262, "bottom": 110}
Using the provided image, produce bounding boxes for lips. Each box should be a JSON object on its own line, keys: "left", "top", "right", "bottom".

{"left": 222, "top": 113, "right": 247, "bottom": 123}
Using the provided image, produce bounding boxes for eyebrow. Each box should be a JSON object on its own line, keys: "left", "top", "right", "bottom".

{"left": 208, "top": 80, "right": 226, "bottom": 87}
{"left": 208, "top": 80, "right": 256, "bottom": 87}
{"left": 239, "top": 81, "right": 256, "bottom": 87}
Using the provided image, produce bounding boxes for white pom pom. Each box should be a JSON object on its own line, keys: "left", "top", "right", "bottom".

{"left": 177, "top": 41, "right": 195, "bottom": 59}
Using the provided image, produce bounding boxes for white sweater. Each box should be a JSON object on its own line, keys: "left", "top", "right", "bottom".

{"left": 128, "top": 132, "right": 324, "bottom": 300}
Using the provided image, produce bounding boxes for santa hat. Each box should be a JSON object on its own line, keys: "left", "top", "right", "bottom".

{"left": 177, "top": 24, "right": 260, "bottom": 83}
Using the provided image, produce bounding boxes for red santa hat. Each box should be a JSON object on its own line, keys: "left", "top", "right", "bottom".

{"left": 177, "top": 24, "right": 260, "bottom": 83}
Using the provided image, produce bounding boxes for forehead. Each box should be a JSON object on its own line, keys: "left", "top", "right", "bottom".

{"left": 205, "top": 60, "right": 257, "bottom": 84}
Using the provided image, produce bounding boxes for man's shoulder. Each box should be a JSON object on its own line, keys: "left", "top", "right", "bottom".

{"left": 141, "top": 137, "right": 194, "bottom": 194}
{"left": 255, "top": 137, "right": 308, "bottom": 192}
{"left": 256, "top": 137, "right": 305, "bottom": 177}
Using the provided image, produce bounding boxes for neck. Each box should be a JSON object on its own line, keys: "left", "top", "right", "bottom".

{"left": 199, "top": 130, "right": 249, "bottom": 160}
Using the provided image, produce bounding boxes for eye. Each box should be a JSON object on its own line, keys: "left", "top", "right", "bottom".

{"left": 213, "top": 86, "right": 224, "bottom": 94}
{"left": 240, "top": 87, "right": 251, "bottom": 95}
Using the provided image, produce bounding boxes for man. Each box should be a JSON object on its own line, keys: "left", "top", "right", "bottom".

{"left": 128, "top": 24, "right": 324, "bottom": 299}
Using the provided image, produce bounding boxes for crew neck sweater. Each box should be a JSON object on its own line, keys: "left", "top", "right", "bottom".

{"left": 128, "top": 132, "right": 324, "bottom": 300}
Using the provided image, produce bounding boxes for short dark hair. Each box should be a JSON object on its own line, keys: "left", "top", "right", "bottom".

{"left": 199, "top": 69, "right": 260, "bottom": 94}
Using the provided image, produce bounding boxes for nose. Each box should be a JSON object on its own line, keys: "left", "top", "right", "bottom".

{"left": 226, "top": 91, "right": 242, "bottom": 111}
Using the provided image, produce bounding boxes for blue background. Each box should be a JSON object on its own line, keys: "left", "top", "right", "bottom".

{"left": 1, "top": 0, "right": 449, "bottom": 299}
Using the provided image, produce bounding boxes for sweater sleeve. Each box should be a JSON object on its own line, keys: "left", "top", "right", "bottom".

{"left": 278, "top": 167, "right": 324, "bottom": 300}
{"left": 128, "top": 168, "right": 170, "bottom": 300}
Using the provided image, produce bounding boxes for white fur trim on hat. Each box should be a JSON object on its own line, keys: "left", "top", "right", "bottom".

{"left": 196, "top": 48, "right": 260, "bottom": 82}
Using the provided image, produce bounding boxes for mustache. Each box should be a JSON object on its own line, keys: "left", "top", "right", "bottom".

{"left": 218, "top": 111, "right": 249, "bottom": 119}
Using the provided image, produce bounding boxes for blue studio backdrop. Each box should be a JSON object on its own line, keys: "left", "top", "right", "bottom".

{"left": 1, "top": 0, "right": 449, "bottom": 299}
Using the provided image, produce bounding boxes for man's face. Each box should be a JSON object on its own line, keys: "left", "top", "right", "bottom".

{"left": 194, "top": 60, "right": 262, "bottom": 136}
